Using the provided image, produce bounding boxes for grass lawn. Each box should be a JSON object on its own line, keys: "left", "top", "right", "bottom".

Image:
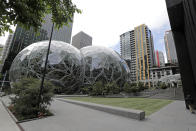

{"left": 66, "top": 97, "right": 173, "bottom": 116}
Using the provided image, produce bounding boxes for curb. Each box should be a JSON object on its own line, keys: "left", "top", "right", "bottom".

{"left": 54, "top": 95, "right": 88, "bottom": 98}
{"left": 0, "top": 100, "right": 25, "bottom": 131}
{"left": 56, "top": 98, "right": 145, "bottom": 120}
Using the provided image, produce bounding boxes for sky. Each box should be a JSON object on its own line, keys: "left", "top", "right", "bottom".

{"left": 0, "top": 0, "right": 171, "bottom": 61}
{"left": 71, "top": 0, "right": 171, "bottom": 62}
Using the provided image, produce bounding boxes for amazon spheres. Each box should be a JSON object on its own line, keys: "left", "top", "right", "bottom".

{"left": 9, "top": 41, "right": 130, "bottom": 91}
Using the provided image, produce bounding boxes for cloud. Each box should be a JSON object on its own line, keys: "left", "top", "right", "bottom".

{"left": 0, "top": 26, "right": 15, "bottom": 45}
{"left": 72, "top": 0, "right": 171, "bottom": 48}
{"left": 0, "top": 32, "right": 9, "bottom": 45}
{"left": 0, "top": 0, "right": 171, "bottom": 51}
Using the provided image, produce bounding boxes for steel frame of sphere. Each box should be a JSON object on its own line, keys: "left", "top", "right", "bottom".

{"left": 9, "top": 43, "right": 130, "bottom": 94}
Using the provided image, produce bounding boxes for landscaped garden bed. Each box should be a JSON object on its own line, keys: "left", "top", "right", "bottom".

{"left": 66, "top": 97, "right": 173, "bottom": 116}
{"left": 7, "top": 78, "right": 54, "bottom": 122}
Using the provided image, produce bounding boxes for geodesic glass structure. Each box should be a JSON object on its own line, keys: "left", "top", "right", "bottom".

{"left": 9, "top": 41, "right": 130, "bottom": 90}
{"left": 9, "top": 41, "right": 83, "bottom": 88}
{"left": 80, "top": 46, "right": 130, "bottom": 86}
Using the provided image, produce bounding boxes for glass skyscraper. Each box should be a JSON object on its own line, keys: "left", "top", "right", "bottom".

{"left": 1, "top": 14, "right": 73, "bottom": 73}
{"left": 164, "top": 30, "right": 178, "bottom": 64}
{"left": 155, "top": 51, "right": 165, "bottom": 67}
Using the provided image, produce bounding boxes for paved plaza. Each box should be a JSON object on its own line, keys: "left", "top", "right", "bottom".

{"left": 0, "top": 100, "right": 20, "bottom": 131}
{"left": 0, "top": 96, "right": 196, "bottom": 131}
{"left": 19, "top": 99, "right": 196, "bottom": 131}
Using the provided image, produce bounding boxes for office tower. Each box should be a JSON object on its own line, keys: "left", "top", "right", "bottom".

{"left": 0, "top": 34, "right": 13, "bottom": 64}
{"left": 120, "top": 24, "right": 155, "bottom": 81}
{"left": 158, "top": 51, "right": 165, "bottom": 67}
{"left": 134, "top": 24, "right": 155, "bottom": 81}
{"left": 0, "top": 45, "right": 3, "bottom": 60}
{"left": 120, "top": 30, "right": 133, "bottom": 60}
{"left": 155, "top": 51, "right": 165, "bottom": 67}
{"left": 164, "top": 30, "right": 178, "bottom": 64}
{"left": 1, "top": 14, "right": 73, "bottom": 73}
{"left": 72, "top": 31, "right": 92, "bottom": 49}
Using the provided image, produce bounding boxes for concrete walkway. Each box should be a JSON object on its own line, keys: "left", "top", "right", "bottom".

{"left": 0, "top": 100, "right": 20, "bottom": 131}
{"left": 20, "top": 99, "right": 196, "bottom": 131}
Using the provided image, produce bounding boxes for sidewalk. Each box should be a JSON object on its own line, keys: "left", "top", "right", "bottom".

{"left": 0, "top": 99, "right": 20, "bottom": 131}
{"left": 20, "top": 99, "right": 196, "bottom": 131}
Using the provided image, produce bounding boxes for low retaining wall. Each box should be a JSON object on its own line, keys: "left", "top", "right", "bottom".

{"left": 56, "top": 98, "right": 145, "bottom": 120}
{"left": 54, "top": 95, "right": 88, "bottom": 98}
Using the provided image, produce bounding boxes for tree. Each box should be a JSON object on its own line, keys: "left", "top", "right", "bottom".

{"left": 11, "top": 78, "right": 54, "bottom": 120}
{"left": 0, "top": 0, "right": 81, "bottom": 36}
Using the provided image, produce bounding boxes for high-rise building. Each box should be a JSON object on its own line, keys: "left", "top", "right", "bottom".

{"left": 1, "top": 14, "right": 73, "bottom": 73}
{"left": 120, "top": 24, "right": 155, "bottom": 82}
{"left": 155, "top": 51, "right": 165, "bottom": 67}
{"left": 120, "top": 30, "right": 133, "bottom": 60}
{"left": 0, "top": 34, "right": 13, "bottom": 63}
{"left": 164, "top": 30, "right": 178, "bottom": 64}
{"left": 72, "top": 31, "right": 92, "bottom": 49}
{"left": 0, "top": 45, "right": 4, "bottom": 63}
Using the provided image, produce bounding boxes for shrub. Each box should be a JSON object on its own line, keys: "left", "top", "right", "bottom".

{"left": 160, "top": 82, "right": 168, "bottom": 89}
{"left": 156, "top": 81, "right": 168, "bottom": 89}
{"left": 82, "top": 81, "right": 120, "bottom": 96}
{"left": 138, "top": 82, "right": 146, "bottom": 91}
{"left": 52, "top": 80, "right": 82, "bottom": 95}
{"left": 11, "top": 78, "right": 54, "bottom": 120}
{"left": 123, "top": 82, "right": 139, "bottom": 93}
{"left": 90, "top": 81, "right": 106, "bottom": 96}
{"left": 104, "top": 82, "right": 120, "bottom": 95}
{"left": 123, "top": 82, "right": 133, "bottom": 93}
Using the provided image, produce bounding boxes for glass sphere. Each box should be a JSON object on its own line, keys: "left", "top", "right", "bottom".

{"left": 80, "top": 46, "right": 130, "bottom": 86}
{"left": 9, "top": 40, "right": 83, "bottom": 88}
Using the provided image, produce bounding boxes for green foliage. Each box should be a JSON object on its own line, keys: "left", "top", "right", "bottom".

{"left": 11, "top": 78, "right": 54, "bottom": 120}
{"left": 53, "top": 82, "right": 81, "bottom": 94}
{"left": 82, "top": 81, "right": 121, "bottom": 96}
{"left": 138, "top": 82, "right": 144, "bottom": 90}
{"left": 160, "top": 82, "right": 168, "bottom": 89}
{"left": 123, "top": 82, "right": 148, "bottom": 93}
{"left": 0, "top": 0, "right": 81, "bottom": 36}
{"left": 123, "top": 82, "right": 133, "bottom": 93}
{"left": 90, "top": 81, "right": 106, "bottom": 96}
{"left": 123, "top": 82, "right": 140, "bottom": 93}
{"left": 156, "top": 81, "right": 168, "bottom": 89}
{"left": 104, "top": 82, "right": 120, "bottom": 95}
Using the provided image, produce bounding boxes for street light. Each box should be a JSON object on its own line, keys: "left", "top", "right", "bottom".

{"left": 37, "top": 22, "right": 54, "bottom": 108}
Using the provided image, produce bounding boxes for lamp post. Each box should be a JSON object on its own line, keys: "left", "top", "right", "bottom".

{"left": 37, "top": 22, "right": 54, "bottom": 108}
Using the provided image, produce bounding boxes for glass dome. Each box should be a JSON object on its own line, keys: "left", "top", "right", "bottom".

{"left": 9, "top": 41, "right": 83, "bottom": 89}
{"left": 80, "top": 46, "right": 130, "bottom": 86}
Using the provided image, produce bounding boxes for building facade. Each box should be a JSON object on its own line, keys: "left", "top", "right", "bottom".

{"left": 150, "top": 65, "right": 180, "bottom": 80}
{"left": 164, "top": 30, "right": 178, "bottom": 64}
{"left": 0, "top": 34, "right": 14, "bottom": 69}
{"left": 1, "top": 14, "right": 73, "bottom": 73}
{"left": 166, "top": 0, "right": 196, "bottom": 107}
{"left": 155, "top": 51, "right": 165, "bottom": 67}
{"left": 72, "top": 31, "right": 92, "bottom": 49}
{"left": 120, "top": 24, "right": 155, "bottom": 82}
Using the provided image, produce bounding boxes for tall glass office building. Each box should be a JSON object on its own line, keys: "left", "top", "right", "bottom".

{"left": 1, "top": 14, "right": 73, "bottom": 73}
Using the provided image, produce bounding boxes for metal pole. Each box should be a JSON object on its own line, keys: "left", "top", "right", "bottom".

{"left": 37, "top": 23, "right": 54, "bottom": 108}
